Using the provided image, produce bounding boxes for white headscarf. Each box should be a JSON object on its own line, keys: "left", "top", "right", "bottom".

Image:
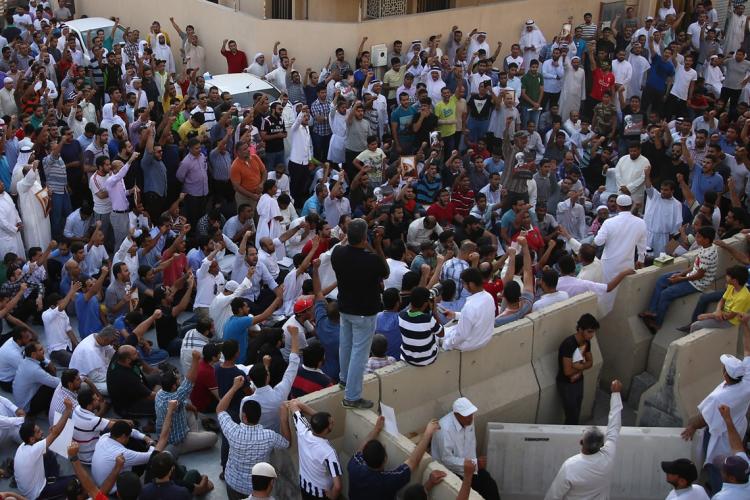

{"left": 10, "top": 146, "right": 33, "bottom": 195}
{"left": 246, "top": 52, "right": 267, "bottom": 78}
{"left": 425, "top": 67, "right": 446, "bottom": 104}
{"left": 152, "top": 33, "right": 175, "bottom": 74}
{"left": 100, "top": 103, "right": 126, "bottom": 136}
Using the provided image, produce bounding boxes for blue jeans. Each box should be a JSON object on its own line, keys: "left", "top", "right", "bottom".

{"left": 521, "top": 106, "right": 541, "bottom": 129}
{"left": 691, "top": 290, "right": 724, "bottom": 322}
{"left": 466, "top": 117, "right": 489, "bottom": 144}
{"left": 339, "top": 312, "right": 377, "bottom": 401}
{"left": 647, "top": 272, "right": 699, "bottom": 326}
{"left": 263, "top": 150, "right": 286, "bottom": 172}
{"left": 51, "top": 192, "right": 72, "bottom": 241}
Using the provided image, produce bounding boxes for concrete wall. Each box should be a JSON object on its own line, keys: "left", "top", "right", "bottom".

{"left": 637, "top": 326, "right": 740, "bottom": 427}
{"left": 77, "top": 0, "right": 658, "bottom": 76}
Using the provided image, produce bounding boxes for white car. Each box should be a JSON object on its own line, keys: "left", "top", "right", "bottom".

{"left": 204, "top": 73, "right": 282, "bottom": 108}
{"left": 65, "top": 17, "right": 126, "bottom": 64}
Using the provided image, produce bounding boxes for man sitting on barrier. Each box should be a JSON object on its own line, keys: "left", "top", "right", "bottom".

{"left": 687, "top": 265, "right": 750, "bottom": 333}
{"left": 431, "top": 397, "right": 501, "bottom": 500}
{"left": 545, "top": 379, "right": 623, "bottom": 499}
{"left": 639, "top": 226, "right": 717, "bottom": 334}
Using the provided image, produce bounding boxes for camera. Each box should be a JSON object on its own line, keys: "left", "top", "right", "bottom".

{"left": 429, "top": 283, "right": 443, "bottom": 300}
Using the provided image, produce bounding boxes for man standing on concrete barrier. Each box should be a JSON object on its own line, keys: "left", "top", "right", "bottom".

{"left": 545, "top": 379, "right": 623, "bottom": 499}
{"left": 331, "top": 218, "right": 389, "bottom": 409}
{"left": 593, "top": 194, "right": 647, "bottom": 283}
{"left": 681, "top": 318, "right": 750, "bottom": 467}
{"left": 431, "top": 397, "right": 501, "bottom": 500}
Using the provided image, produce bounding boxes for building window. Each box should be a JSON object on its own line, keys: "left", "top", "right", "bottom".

{"left": 366, "top": 0, "right": 407, "bottom": 19}
{"left": 271, "top": 0, "right": 293, "bottom": 19}
{"left": 417, "top": 0, "right": 452, "bottom": 13}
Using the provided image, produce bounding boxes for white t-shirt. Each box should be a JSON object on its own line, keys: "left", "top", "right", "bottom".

{"left": 531, "top": 290, "right": 570, "bottom": 312}
{"left": 670, "top": 65, "right": 698, "bottom": 101}
{"left": 41, "top": 307, "right": 72, "bottom": 352}
{"left": 383, "top": 258, "right": 410, "bottom": 290}
{"left": 14, "top": 440, "right": 47, "bottom": 499}
{"left": 687, "top": 22, "right": 704, "bottom": 50}
{"left": 664, "top": 484, "right": 709, "bottom": 500}
{"left": 71, "top": 406, "right": 110, "bottom": 463}
{"left": 92, "top": 433, "right": 155, "bottom": 492}
{"left": 89, "top": 173, "right": 112, "bottom": 214}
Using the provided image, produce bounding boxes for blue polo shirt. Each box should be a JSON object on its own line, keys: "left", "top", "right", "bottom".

{"left": 74, "top": 292, "right": 102, "bottom": 339}
{"left": 223, "top": 315, "right": 254, "bottom": 365}
{"left": 646, "top": 54, "right": 675, "bottom": 92}
{"left": 690, "top": 165, "right": 724, "bottom": 205}
{"left": 314, "top": 300, "right": 340, "bottom": 381}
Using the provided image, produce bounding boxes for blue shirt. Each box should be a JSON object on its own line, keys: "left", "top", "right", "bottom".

{"left": 49, "top": 249, "right": 72, "bottom": 267}
{"left": 390, "top": 106, "right": 419, "bottom": 147}
{"left": 314, "top": 300, "right": 340, "bottom": 381}
{"left": 0, "top": 157, "right": 10, "bottom": 192}
{"left": 13, "top": 357, "right": 59, "bottom": 411}
{"left": 347, "top": 451, "right": 411, "bottom": 500}
{"left": 484, "top": 157, "right": 505, "bottom": 175}
{"left": 301, "top": 195, "right": 322, "bottom": 217}
{"left": 74, "top": 292, "right": 102, "bottom": 339}
{"left": 141, "top": 150, "right": 167, "bottom": 197}
{"left": 223, "top": 315, "right": 254, "bottom": 365}
{"left": 690, "top": 166, "right": 724, "bottom": 205}
{"left": 646, "top": 54, "right": 675, "bottom": 92}
{"left": 187, "top": 248, "right": 205, "bottom": 274}
{"left": 375, "top": 310, "right": 401, "bottom": 359}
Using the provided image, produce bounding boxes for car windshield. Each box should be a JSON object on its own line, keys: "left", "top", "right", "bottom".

{"left": 79, "top": 25, "right": 126, "bottom": 50}
{"left": 231, "top": 88, "right": 281, "bottom": 108}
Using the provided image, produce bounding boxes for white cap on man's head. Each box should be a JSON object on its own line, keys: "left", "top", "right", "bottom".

{"left": 453, "top": 397, "right": 478, "bottom": 417}
{"left": 616, "top": 194, "right": 632, "bottom": 206}
{"left": 3, "top": 77, "right": 12, "bottom": 84}
{"left": 721, "top": 354, "right": 746, "bottom": 379}
{"left": 225, "top": 280, "right": 239, "bottom": 292}
{"left": 252, "top": 462, "right": 277, "bottom": 479}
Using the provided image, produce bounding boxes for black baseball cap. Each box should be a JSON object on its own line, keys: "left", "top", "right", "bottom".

{"left": 661, "top": 459, "right": 698, "bottom": 482}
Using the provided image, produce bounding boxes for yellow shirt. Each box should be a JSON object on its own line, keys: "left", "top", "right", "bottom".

{"left": 435, "top": 95, "right": 457, "bottom": 138}
{"left": 177, "top": 121, "right": 207, "bottom": 145}
{"left": 722, "top": 285, "right": 750, "bottom": 325}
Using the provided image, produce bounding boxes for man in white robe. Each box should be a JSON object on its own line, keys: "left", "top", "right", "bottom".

{"left": 724, "top": 3, "right": 748, "bottom": 55}
{"left": 246, "top": 53, "right": 268, "bottom": 77}
{"left": 593, "top": 194, "right": 647, "bottom": 283}
{"left": 0, "top": 179, "right": 24, "bottom": 258}
{"left": 256, "top": 187, "right": 282, "bottom": 242}
{"left": 612, "top": 51, "right": 633, "bottom": 113}
{"left": 643, "top": 168, "right": 682, "bottom": 256}
{"left": 558, "top": 55, "right": 586, "bottom": 122}
{"left": 16, "top": 163, "right": 51, "bottom": 250}
{"left": 519, "top": 20, "right": 546, "bottom": 71}
{"left": 627, "top": 44, "right": 651, "bottom": 99}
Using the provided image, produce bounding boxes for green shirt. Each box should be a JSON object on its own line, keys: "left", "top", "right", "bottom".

{"left": 435, "top": 96, "right": 457, "bottom": 138}
{"left": 521, "top": 72, "right": 544, "bottom": 104}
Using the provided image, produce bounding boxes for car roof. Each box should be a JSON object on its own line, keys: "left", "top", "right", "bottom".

{"left": 207, "top": 73, "right": 279, "bottom": 96}
{"left": 64, "top": 17, "right": 115, "bottom": 32}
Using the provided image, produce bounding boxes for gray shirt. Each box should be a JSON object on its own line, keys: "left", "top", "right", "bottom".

{"left": 724, "top": 58, "right": 750, "bottom": 89}
{"left": 13, "top": 357, "right": 59, "bottom": 411}
{"left": 345, "top": 117, "right": 370, "bottom": 153}
{"left": 104, "top": 280, "right": 128, "bottom": 322}
{"left": 0, "top": 338, "right": 23, "bottom": 383}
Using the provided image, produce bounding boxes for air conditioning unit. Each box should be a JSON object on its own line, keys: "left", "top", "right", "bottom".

{"left": 371, "top": 44, "right": 389, "bottom": 67}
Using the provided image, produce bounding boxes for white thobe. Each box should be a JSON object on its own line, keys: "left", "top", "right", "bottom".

{"left": 431, "top": 412, "right": 477, "bottom": 476}
{"left": 612, "top": 59, "right": 633, "bottom": 112}
{"left": 0, "top": 191, "right": 24, "bottom": 257}
{"left": 724, "top": 11, "right": 748, "bottom": 55}
{"left": 16, "top": 168, "right": 50, "bottom": 250}
{"left": 644, "top": 188, "right": 682, "bottom": 256}
{"left": 593, "top": 212, "right": 647, "bottom": 283}
{"left": 626, "top": 54, "right": 650, "bottom": 99}
{"left": 442, "top": 290, "right": 495, "bottom": 352}
{"left": 558, "top": 58, "right": 586, "bottom": 122}
{"left": 614, "top": 155, "right": 649, "bottom": 207}
{"left": 697, "top": 356, "right": 750, "bottom": 465}
{"left": 0, "top": 395, "right": 22, "bottom": 445}
{"left": 256, "top": 193, "right": 282, "bottom": 242}
{"left": 519, "top": 29, "right": 546, "bottom": 71}
{"left": 545, "top": 393, "right": 623, "bottom": 500}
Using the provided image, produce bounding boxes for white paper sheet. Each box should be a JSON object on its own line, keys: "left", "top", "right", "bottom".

{"left": 49, "top": 411, "right": 74, "bottom": 458}
{"left": 380, "top": 402, "right": 399, "bottom": 436}
{"left": 572, "top": 347, "right": 584, "bottom": 363}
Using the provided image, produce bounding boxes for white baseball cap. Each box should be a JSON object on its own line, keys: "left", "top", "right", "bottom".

{"left": 721, "top": 354, "right": 746, "bottom": 379}
{"left": 252, "top": 462, "right": 277, "bottom": 478}
{"left": 453, "top": 397, "right": 478, "bottom": 417}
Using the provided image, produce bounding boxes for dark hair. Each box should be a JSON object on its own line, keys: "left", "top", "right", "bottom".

{"left": 401, "top": 271, "right": 420, "bottom": 292}
{"left": 160, "top": 370, "right": 178, "bottom": 391}
{"left": 541, "top": 269, "right": 559, "bottom": 288}
{"left": 248, "top": 362, "right": 269, "bottom": 389}
{"left": 231, "top": 297, "right": 247, "bottom": 314}
{"left": 202, "top": 342, "right": 221, "bottom": 361}
{"left": 222, "top": 339, "right": 239, "bottom": 359}
{"left": 727, "top": 265, "right": 749, "bottom": 285}
{"left": 242, "top": 399, "right": 262, "bottom": 424}
{"left": 302, "top": 340, "right": 325, "bottom": 368}
{"left": 116, "top": 471, "right": 142, "bottom": 500}
{"left": 61, "top": 368, "right": 79, "bottom": 388}
{"left": 503, "top": 280, "right": 521, "bottom": 303}
{"left": 558, "top": 255, "right": 576, "bottom": 275}
{"left": 149, "top": 451, "right": 175, "bottom": 479}
{"left": 310, "top": 412, "right": 332, "bottom": 433}
{"left": 362, "top": 439, "right": 387, "bottom": 468}
{"left": 77, "top": 387, "right": 95, "bottom": 409}
{"left": 382, "top": 287, "right": 400, "bottom": 310}
{"left": 441, "top": 279, "right": 457, "bottom": 301}
{"left": 252, "top": 475, "right": 274, "bottom": 492}
{"left": 577, "top": 313, "right": 600, "bottom": 331}
{"left": 460, "top": 267, "right": 483, "bottom": 287}
{"left": 19, "top": 419, "right": 36, "bottom": 444}
{"left": 110, "top": 420, "right": 133, "bottom": 439}
{"left": 410, "top": 286, "right": 431, "bottom": 308}
{"left": 696, "top": 226, "right": 716, "bottom": 243}
{"left": 403, "top": 483, "right": 429, "bottom": 500}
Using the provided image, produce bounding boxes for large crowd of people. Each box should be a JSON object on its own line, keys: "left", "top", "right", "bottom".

{"left": 0, "top": 0, "right": 749, "bottom": 498}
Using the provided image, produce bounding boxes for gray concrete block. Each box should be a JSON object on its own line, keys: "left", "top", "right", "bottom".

{"left": 628, "top": 371, "right": 657, "bottom": 409}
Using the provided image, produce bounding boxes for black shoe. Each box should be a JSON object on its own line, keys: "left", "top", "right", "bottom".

{"left": 677, "top": 325, "right": 691, "bottom": 333}
{"left": 342, "top": 398, "right": 374, "bottom": 409}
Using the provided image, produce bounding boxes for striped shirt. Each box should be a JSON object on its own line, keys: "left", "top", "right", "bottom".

{"left": 294, "top": 410, "right": 342, "bottom": 498}
{"left": 577, "top": 22, "right": 598, "bottom": 41}
{"left": 399, "top": 309, "right": 441, "bottom": 366}
{"left": 71, "top": 406, "right": 111, "bottom": 464}
{"left": 42, "top": 154, "right": 68, "bottom": 194}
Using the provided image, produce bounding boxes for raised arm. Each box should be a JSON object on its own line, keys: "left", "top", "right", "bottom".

{"left": 718, "top": 404, "right": 744, "bottom": 454}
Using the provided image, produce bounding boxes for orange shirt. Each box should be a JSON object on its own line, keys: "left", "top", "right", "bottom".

{"left": 230, "top": 155, "right": 266, "bottom": 193}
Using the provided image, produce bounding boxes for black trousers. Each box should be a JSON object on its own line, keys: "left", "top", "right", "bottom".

{"left": 542, "top": 91, "right": 561, "bottom": 110}
{"left": 558, "top": 379, "right": 584, "bottom": 425}
{"left": 289, "top": 160, "right": 312, "bottom": 207}
{"left": 720, "top": 87, "right": 742, "bottom": 119}
{"left": 29, "top": 385, "right": 55, "bottom": 416}
{"left": 183, "top": 194, "right": 208, "bottom": 230}
{"left": 664, "top": 94, "right": 688, "bottom": 121}
{"left": 641, "top": 86, "right": 666, "bottom": 117}
{"left": 142, "top": 191, "right": 166, "bottom": 223}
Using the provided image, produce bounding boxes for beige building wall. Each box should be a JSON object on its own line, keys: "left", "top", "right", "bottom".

{"left": 77, "top": 0, "right": 658, "bottom": 76}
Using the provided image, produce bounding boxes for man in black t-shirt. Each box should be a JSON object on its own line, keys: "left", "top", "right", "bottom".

{"left": 556, "top": 313, "right": 599, "bottom": 425}
{"left": 107, "top": 345, "right": 159, "bottom": 418}
{"left": 261, "top": 101, "right": 287, "bottom": 171}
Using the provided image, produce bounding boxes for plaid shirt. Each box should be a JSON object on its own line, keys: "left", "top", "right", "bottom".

{"left": 155, "top": 378, "right": 194, "bottom": 445}
{"left": 218, "top": 411, "right": 288, "bottom": 495}
{"left": 49, "top": 383, "right": 79, "bottom": 424}
{"left": 310, "top": 98, "right": 332, "bottom": 136}
{"left": 366, "top": 356, "right": 397, "bottom": 373}
{"left": 440, "top": 257, "right": 469, "bottom": 300}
